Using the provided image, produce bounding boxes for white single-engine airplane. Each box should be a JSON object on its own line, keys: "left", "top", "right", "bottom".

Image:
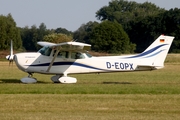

{"left": 6, "top": 35, "right": 174, "bottom": 84}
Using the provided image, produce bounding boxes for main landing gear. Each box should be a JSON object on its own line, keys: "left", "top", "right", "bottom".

{"left": 51, "top": 75, "right": 77, "bottom": 84}
{"left": 20, "top": 73, "right": 77, "bottom": 84}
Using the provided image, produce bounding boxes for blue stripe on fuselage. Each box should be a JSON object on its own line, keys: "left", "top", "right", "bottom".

{"left": 123, "top": 44, "right": 168, "bottom": 58}
{"left": 26, "top": 62, "right": 105, "bottom": 71}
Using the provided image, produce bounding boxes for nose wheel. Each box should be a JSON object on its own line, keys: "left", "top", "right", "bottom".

{"left": 20, "top": 73, "right": 37, "bottom": 84}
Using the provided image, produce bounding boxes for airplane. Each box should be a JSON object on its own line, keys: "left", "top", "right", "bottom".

{"left": 6, "top": 35, "right": 174, "bottom": 84}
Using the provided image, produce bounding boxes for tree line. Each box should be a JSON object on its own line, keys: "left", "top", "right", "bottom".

{"left": 1, "top": 0, "right": 180, "bottom": 53}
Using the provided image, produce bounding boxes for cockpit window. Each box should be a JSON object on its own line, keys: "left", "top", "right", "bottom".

{"left": 38, "top": 46, "right": 52, "bottom": 56}
{"left": 85, "top": 52, "right": 92, "bottom": 58}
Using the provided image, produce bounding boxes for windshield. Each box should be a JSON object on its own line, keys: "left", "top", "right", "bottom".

{"left": 38, "top": 46, "right": 52, "bottom": 56}
{"left": 85, "top": 52, "right": 92, "bottom": 58}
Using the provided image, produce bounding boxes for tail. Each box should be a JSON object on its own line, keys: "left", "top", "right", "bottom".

{"left": 125, "top": 35, "right": 174, "bottom": 69}
{"left": 143, "top": 35, "right": 174, "bottom": 68}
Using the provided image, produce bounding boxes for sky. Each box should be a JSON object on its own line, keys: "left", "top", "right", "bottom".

{"left": 0, "top": 0, "right": 180, "bottom": 32}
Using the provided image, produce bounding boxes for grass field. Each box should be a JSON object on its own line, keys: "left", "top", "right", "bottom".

{"left": 0, "top": 54, "right": 180, "bottom": 120}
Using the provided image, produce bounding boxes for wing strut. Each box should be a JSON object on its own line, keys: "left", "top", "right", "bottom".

{"left": 46, "top": 50, "right": 60, "bottom": 72}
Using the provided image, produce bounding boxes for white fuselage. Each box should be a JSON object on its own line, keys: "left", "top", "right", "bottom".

{"left": 13, "top": 51, "right": 156, "bottom": 76}
{"left": 14, "top": 53, "right": 133, "bottom": 75}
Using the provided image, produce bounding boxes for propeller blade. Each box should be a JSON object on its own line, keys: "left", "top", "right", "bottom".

{"left": 6, "top": 40, "right": 14, "bottom": 65}
{"left": 10, "top": 40, "right": 13, "bottom": 56}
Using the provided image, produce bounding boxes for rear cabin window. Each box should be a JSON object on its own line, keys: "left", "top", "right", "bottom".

{"left": 71, "top": 52, "right": 85, "bottom": 59}
{"left": 53, "top": 51, "right": 69, "bottom": 58}
{"left": 58, "top": 51, "right": 69, "bottom": 58}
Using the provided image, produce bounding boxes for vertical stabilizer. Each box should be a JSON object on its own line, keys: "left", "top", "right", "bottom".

{"left": 124, "top": 35, "right": 174, "bottom": 69}
{"left": 142, "top": 35, "right": 174, "bottom": 68}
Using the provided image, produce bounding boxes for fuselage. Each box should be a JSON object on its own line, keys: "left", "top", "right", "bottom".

{"left": 13, "top": 49, "right": 155, "bottom": 76}
{"left": 14, "top": 53, "right": 136, "bottom": 75}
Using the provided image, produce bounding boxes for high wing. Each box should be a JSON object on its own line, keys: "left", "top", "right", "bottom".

{"left": 37, "top": 41, "right": 56, "bottom": 47}
{"left": 54, "top": 42, "right": 91, "bottom": 51}
{"left": 37, "top": 41, "right": 91, "bottom": 73}
{"left": 38, "top": 41, "right": 91, "bottom": 51}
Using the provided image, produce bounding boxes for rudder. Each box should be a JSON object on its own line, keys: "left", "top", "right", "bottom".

{"left": 143, "top": 35, "right": 174, "bottom": 68}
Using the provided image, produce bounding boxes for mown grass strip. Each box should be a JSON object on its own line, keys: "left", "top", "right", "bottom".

{"left": 0, "top": 94, "right": 179, "bottom": 120}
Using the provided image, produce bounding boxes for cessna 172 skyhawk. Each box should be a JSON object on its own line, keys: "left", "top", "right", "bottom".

{"left": 6, "top": 35, "right": 174, "bottom": 84}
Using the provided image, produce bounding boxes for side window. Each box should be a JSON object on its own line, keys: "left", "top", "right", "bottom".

{"left": 71, "top": 52, "right": 85, "bottom": 59}
{"left": 55, "top": 51, "right": 69, "bottom": 58}
{"left": 71, "top": 52, "right": 76, "bottom": 59}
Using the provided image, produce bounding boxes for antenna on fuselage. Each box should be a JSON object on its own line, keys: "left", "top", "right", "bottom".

{"left": 72, "top": 39, "right": 78, "bottom": 42}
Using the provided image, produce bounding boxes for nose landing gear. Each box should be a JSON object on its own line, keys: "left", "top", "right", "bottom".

{"left": 20, "top": 73, "right": 37, "bottom": 84}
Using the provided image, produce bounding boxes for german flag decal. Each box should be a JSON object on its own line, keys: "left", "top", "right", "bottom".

{"left": 160, "top": 39, "right": 165, "bottom": 43}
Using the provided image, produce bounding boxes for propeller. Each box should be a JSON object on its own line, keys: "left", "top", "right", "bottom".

{"left": 6, "top": 40, "right": 14, "bottom": 65}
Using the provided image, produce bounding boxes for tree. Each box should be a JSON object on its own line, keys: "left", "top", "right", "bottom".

{"left": 73, "top": 21, "right": 99, "bottom": 43}
{"left": 20, "top": 23, "right": 53, "bottom": 51}
{"left": 126, "top": 15, "right": 160, "bottom": 52}
{"left": 0, "top": 14, "right": 22, "bottom": 50}
{"left": 96, "top": 0, "right": 165, "bottom": 29}
{"left": 38, "top": 23, "right": 48, "bottom": 41}
{"left": 161, "top": 8, "right": 180, "bottom": 52}
{"left": 90, "top": 21, "right": 135, "bottom": 53}
{"left": 43, "top": 33, "right": 72, "bottom": 43}
{"left": 20, "top": 25, "right": 38, "bottom": 51}
{"left": 126, "top": 8, "right": 180, "bottom": 53}
{"left": 95, "top": 0, "right": 169, "bottom": 53}
{"left": 55, "top": 27, "right": 73, "bottom": 36}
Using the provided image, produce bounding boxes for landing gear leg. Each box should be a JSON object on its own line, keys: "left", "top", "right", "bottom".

{"left": 51, "top": 75, "right": 62, "bottom": 83}
{"left": 28, "top": 73, "right": 33, "bottom": 78}
{"left": 28, "top": 73, "right": 37, "bottom": 80}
